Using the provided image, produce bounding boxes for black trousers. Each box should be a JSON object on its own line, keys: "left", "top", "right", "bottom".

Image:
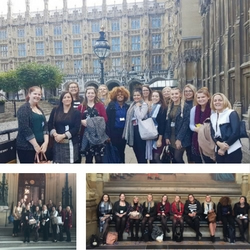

{"left": 65, "top": 227, "right": 71, "bottom": 242}
{"left": 216, "top": 147, "right": 242, "bottom": 163}
{"left": 221, "top": 215, "right": 235, "bottom": 238}
{"left": 13, "top": 220, "right": 20, "bottom": 234}
{"left": 41, "top": 222, "right": 49, "bottom": 240}
{"left": 184, "top": 216, "right": 200, "bottom": 235}
{"left": 141, "top": 216, "right": 154, "bottom": 237}
{"left": 52, "top": 224, "right": 57, "bottom": 241}
{"left": 111, "top": 128, "right": 126, "bottom": 163}
{"left": 115, "top": 216, "right": 127, "bottom": 237}
{"left": 133, "top": 126, "right": 147, "bottom": 163}
{"left": 235, "top": 218, "right": 248, "bottom": 237}
{"left": 23, "top": 226, "right": 30, "bottom": 241}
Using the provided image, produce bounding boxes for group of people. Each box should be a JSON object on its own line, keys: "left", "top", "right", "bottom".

{"left": 97, "top": 193, "right": 249, "bottom": 244}
{"left": 12, "top": 199, "right": 73, "bottom": 243}
{"left": 16, "top": 82, "right": 244, "bottom": 163}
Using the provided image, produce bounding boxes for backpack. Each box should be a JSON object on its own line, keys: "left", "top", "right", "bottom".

{"left": 228, "top": 226, "right": 235, "bottom": 243}
{"left": 151, "top": 225, "right": 163, "bottom": 241}
{"left": 90, "top": 234, "right": 99, "bottom": 248}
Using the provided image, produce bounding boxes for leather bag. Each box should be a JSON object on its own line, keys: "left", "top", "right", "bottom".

{"left": 138, "top": 118, "right": 158, "bottom": 140}
{"left": 34, "top": 152, "right": 52, "bottom": 164}
{"left": 106, "top": 232, "right": 118, "bottom": 245}
{"left": 207, "top": 211, "right": 216, "bottom": 223}
{"left": 129, "top": 211, "right": 142, "bottom": 220}
{"left": 28, "top": 218, "right": 36, "bottom": 225}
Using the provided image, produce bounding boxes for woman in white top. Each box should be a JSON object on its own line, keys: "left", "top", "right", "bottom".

{"left": 210, "top": 93, "right": 242, "bottom": 163}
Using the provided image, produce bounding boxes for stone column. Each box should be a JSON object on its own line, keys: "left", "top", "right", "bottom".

{"left": 86, "top": 198, "right": 98, "bottom": 243}
{"left": 241, "top": 173, "right": 249, "bottom": 197}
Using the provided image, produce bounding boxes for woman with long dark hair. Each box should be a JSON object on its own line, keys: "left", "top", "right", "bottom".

{"left": 48, "top": 91, "right": 81, "bottom": 163}
{"left": 12, "top": 201, "right": 22, "bottom": 237}
{"left": 97, "top": 194, "right": 113, "bottom": 244}
{"left": 40, "top": 205, "right": 50, "bottom": 241}
{"left": 16, "top": 86, "right": 49, "bottom": 163}
{"left": 33, "top": 205, "right": 41, "bottom": 242}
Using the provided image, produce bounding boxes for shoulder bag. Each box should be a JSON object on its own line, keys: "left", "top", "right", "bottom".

{"left": 138, "top": 118, "right": 158, "bottom": 140}
{"left": 106, "top": 232, "right": 118, "bottom": 245}
{"left": 207, "top": 211, "right": 216, "bottom": 223}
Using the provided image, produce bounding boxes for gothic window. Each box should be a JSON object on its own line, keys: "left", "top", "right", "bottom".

{"left": 131, "top": 19, "right": 140, "bottom": 30}
{"left": 36, "top": 42, "right": 44, "bottom": 56}
{"left": 73, "top": 40, "right": 82, "bottom": 54}
{"left": 74, "top": 60, "right": 82, "bottom": 74}
{"left": 92, "top": 22, "right": 100, "bottom": 33}
{"left": 93, "top": 59, "right": 99, "bottom": 74}
{"left": 112, "top": 58, "right": 121, "bottom": 72}
{"left": 111, "top": 37, "right": 120, "bottom": 52}
{"left": 131, "top": 57, "right": 141, "bottom": 71}
{"left": 54, "top": 41, "right": 63, "bottom": 55}
{"left": 152, "top": 34, "right": 161, "bottom": 49}
{"left": 131, "top": 36, "right": 140, "bottom": 51}
{"left": 18, "top": 43, "right": 26, "bottom": 57}
{"left": 0, "top": 30, "right": 7, "bottom": 40}
{"left": 54, "top": 25, "right": 62, "bottom": 36}
{"left": 35, "top": 27, "right": 43, "bottom": 37}
{"left": 151, "top": 17, "right": 161, "bottom": 28}
{"left": 72, "top": 23, "right": 81, "bottom": 34}
{"left": 55, "top": 61, "right": 64, "bottom": 70}
{"left": 111, "top": 21, "right": 120, "bottom": 31}
{"left": 17, "top": 29, "right": 25, "bottom": 38}
{"left": 0, "top": 45, "right": 8, "bottom": 57}
{"left": 1, "top": 63, "right": 8, "bottom": 71}
{"left": 152, "top": 55, "right": 161, "bottom": 71}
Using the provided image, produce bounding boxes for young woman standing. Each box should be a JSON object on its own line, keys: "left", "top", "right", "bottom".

{"left": 66, "top": 81, "right": 83, "bottom": 109}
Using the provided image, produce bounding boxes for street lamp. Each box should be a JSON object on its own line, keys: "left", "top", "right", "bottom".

{"left": 93, "top": 26, "right": 110, "bottom": 84}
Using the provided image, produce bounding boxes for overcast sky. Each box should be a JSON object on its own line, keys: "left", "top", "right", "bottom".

{"left": 1, "top": 0, "right": 131, "bottom": 15}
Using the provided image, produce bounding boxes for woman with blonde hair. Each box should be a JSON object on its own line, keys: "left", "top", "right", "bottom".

{"left": 164, "top": 87, "right": 192, "bottom": 163}
{"left": 189, "top": 87, "right": 214, "bottom": 163}
{"left": 210, "top": 93, "right": 242, "bottom": 163}
{"left": 202, "top": 195, "right": 216, "bottom": 242}
{"left": 162, "top": 86, "right": 171, "bottom": 106}
{"left": 106, "top": 86, "right": 130, "bottom": 163}
{"left": 98, "top": 84, "right": 110, "bottom": 108}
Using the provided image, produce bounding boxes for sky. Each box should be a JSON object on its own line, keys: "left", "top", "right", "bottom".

{"left": 1, "top": 0, "right": 132, "bottom": 15}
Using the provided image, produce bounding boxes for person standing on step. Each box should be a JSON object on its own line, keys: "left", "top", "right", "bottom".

{"left": 40, "top": 205, "right": 50, "bottom": 241}
{"left": 141, "top": 194, "right": 156, "bottom": 241}
{"left": 156, "top": 195, "right": 171, "bottom": 241}
{"left": 63, "top": 206, "right": 73, "bottom": 242}
{"left": 50, "top": 206, "right": 58, "bottom": 242}
{"left": 217, "top": 196, "right": 235, "bottom": 243}
{"left": 233, "top": 196, "right": 249, "bottom": 242}
{"left": 113, "top": 193, "right": 129, "bottom": 241}
{"left": 57, "top": 205, "right": 64, "bottom": 242}
{"left": 184, "top": 194, "right": 202, "bottom": 241}
{"left": 127, "top": 196, "right": 143, "bottom": 241}
{"left": 21, "top": 204, "right": 34, "bottom": 243}
{"left": 33, "top": 205, "right": 41, "bottom": 242}
{"left": 202, "top": 195, "right": 217, "bottom": 242}
{"left": 12, "top": 201, "right": 22, "bottom": 237}
{"left": 171, "top": 195, "right": 184, "bottom": 241}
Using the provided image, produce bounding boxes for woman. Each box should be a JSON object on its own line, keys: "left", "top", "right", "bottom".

{"left": 127, "top": 196, "right": 143, "bottom": 241}
{"left": 40, "top": 205, "right": 50, "bottom": 241}
{"left": 164, "top": 87, "right": 191, "bottom": 163}
{"left": 113, "top": 193, "right": 129, "bottom": 241}
{"left": 106, "top": 87, "right": 130, "bottom": 163}
{"left": 217, "top": 196, "right": 235, "bottom": 242}
{"left": 142, "top": 84, "right": 152, "bottom": 107}
{"left": 210, "top": 93, "right": 242, "bottom": 163}
{"left": 233, "top": 196, "right": 249, "bottom": 242}
{"left": 98, "top": 84, "right": 110, "bottom": 108}
{"left": 189, "top": 87, "right": 214, "bottom": 163}
{"left": 38, "top": 200, "right": 43, "bottom": 211}
{"left": 171, "top": 195, "right": 184, "bottom": 241}
{"left": 66, "top": 81, "right": 83, "bottom": 109}
{"left": 162, "top": 86, "right": 171, "bottom": 106}
{"left": 141, "top": 194, "right": 156, "bottom": 242}
{"left": 50, "top": 206, "right": 58, "bottom": 242}
{"left": 156, "top": 195, "right": 170, "bottom": 240}
{"left": 97, "top": 194, "right": 113, "bottom": 244}
{"left": 33, "top": 205, "right": 41, "bottom": 242}
{"left": 78, "top": 86, "right": 108, "bottom": 163}
{"left": 147, "top": 90, "right": 166, "bottom": 163}
{"left": 57, "top": 205, "right": 64, "bottom": 241}
{"left": 202, "top": 195, "right": 216, "bottom": 242}
{"left": 48, "top": 91, "right": 81, "bottom": 163}
{"left": 21, "top": 204, "right": 34, "bottom": 243}
{"left": 16, "top": 86, "right": 49, "bottom": 163}
{"left": 12, "top": 201, "right": 22, "bottom": 237}
{"left": 123, "top": 88, "right": 148, "bottom": 163}
{"left": 63, "top": 206, "right": 73, "bottom": 242}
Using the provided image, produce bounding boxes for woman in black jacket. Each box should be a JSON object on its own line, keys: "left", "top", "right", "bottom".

{"left": 21, "top": 204, "right": 34, "bottom": 243}
{"left": 233, "top": 196, "right": 249, "bottom": 242}
{"left": 113, "top": 193, "right": 129, "bottom": 241}
{"left": 106, "top": 87, "right": 130, "bottom": 163}
{"left": 141, "top": 194, "right": 156, "bottom": 241}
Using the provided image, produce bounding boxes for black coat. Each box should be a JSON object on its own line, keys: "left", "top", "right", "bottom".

{"left": 217, "top": 202, "right": 233, "bottom": 221}
{"left": 184, "top": 199, "right": 202, "bottom": 218}
{"left": 142, "top": 202, "right": 156, "bottom": 218}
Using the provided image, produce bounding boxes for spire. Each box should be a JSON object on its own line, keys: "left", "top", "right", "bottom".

{"left": 82, "top": 0, "right": 87, "bottom": 18}
{"left": 25, "top": 0, "right": 30, "bottom": 13}
{"left": 122, "top": 0, "right": 127, "bottom": 11}
{"left": 102, "top": 0, "right": 107, "bottom": 15}
{"left": 7, "top": 0, "right": 12, "bottom": 20}
{"left": 44, "top": 0, "right": 49, "bottom": 11}
{"left": 63, "top": 0, "right": 68, "bottom": 10}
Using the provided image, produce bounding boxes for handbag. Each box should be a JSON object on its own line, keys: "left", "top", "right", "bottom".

{"left": 138, "top": 118, "right": 158, "bottom": 140}
{"left": 34, "top": 152, "right": 52, "bottom": 164}
{"left": 29, "top": 218, "right": 37, "bottom": 225}
{"left": 239, "top": 121, "right": 248, "bottom": 138}
{"left": 161, "top": 145, "right": 173, "bottom": 163}
{"left": 103, "top": 142, "right": 121, "bottom": 163}
{"left": 207, "top": 211, "right": 216, "bottom": 223}
{"left": 55, "top": 216, "right": 63, "bottom": 225}
{"left": 106, "top": 232, "right": 118, "bottom": 245}
{"left": 129, "top": 211, "right": 142, "bottom": 220}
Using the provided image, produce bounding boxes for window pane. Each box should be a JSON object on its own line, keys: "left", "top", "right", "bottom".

{"left": 54, "top": 41, "right": 63, "bottom": 55}
{"left": 36, "top": 42, "right": 44, "bottom": 56}
{"left": 18, "top": 43, "right": 26, "bottom": 57}
{"left": 54, "top": 26, "right": 62, "bottom": 36}
{"left": 111, "top": 37, "right": 120, "bottom": 52}
{"left": 131, "top": 36, "right": 140, "bottom": 51}
{"left": 73, "top": 40, "right": 82, "bottom": 54}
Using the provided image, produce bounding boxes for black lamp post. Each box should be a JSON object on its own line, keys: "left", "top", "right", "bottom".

{"left": 93, "top": 26, "right": 110, "bottom": 84}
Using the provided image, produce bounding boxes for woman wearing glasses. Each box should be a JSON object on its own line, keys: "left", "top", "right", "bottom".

{"left": 66, "top": 81, "right": 83, "bottom": 109}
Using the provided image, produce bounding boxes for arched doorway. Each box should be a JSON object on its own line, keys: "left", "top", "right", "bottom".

{"left": 85, "top": 82, "right": 99, "bottom": 89}
{"left": 18, "top": 174, "right": 46, "bottom": 204}
{"left": 106, "top": 81, "right": 120, "bottom": 91}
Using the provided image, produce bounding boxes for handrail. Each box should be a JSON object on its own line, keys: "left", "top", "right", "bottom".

{"left": 0, "top": 128, "right": 18, "bottom": 141}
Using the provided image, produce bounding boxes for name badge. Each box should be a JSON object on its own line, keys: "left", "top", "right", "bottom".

{"left": 65, "top": 125, "right": 69, "bottom": 131}
{"left": 171, "top": 122, "right": 175, "bottom": 127}
{"left": 120, "top": 117, "right": 125, "bottom": 121}
{"left": 120, "top": 210, "right": 123, "bottom": 214}
{"left": 42, "top": 122, "right": 44, "bottom": 127}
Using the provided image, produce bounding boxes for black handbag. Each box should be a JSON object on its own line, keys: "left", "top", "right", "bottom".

{"left": 239, "top": 121, "right": 248, "bottom": 138}
{"left": 161, "top": 146, "right": 173, "bottom": 163}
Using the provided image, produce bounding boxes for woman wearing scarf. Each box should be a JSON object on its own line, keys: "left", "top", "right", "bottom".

{"left": 141, "top": 194, "right": 156, "bottom": 241}
{"left": 123, "top": 88, "right": 148, "bottom": 163}
{"left": 50, "top": 206, "right": 58, "bottom": 242}
{"left": 57, "top": 205, "right": 64, "bottom": 241}
{"left": 202, "top": 195, "right": 216, "bottom": 242}
{"left": 40, "top": 205, "right": 50, "bottom": 241}
{"left": 63, "top": 206, "right": 73, "bottom": 242}
{"left": 171, "top": 195, "right": 184, "bottom": 241}
{"left": 146, "top": 90, "right": 166, "bottom": 163}
{"left": 97, "top": 194, "right": 113, "bottom": 244}
{"left": 21, "top": 204, "right": 34, "bottom": 243}
{"left": 189, "top": 87, "right": 214, "bottom": 163}
{"left": 33, "top": 206, "right": 41, "bottom": 242}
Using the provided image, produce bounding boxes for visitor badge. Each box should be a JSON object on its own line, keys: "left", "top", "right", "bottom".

{"left": 65, "top": 125, "right": 69, "bottom": 131}
{"left": 120, "top": 210, "right": 123, "bottom": 214}
{"left": 120, "top": 117, "right": 125, "bottom": 121}
{"left": 171, "top": 122, "right": 175, "bottom": 127}
{"left": 42, "top": 122, "right": 44, "bottom": 127}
